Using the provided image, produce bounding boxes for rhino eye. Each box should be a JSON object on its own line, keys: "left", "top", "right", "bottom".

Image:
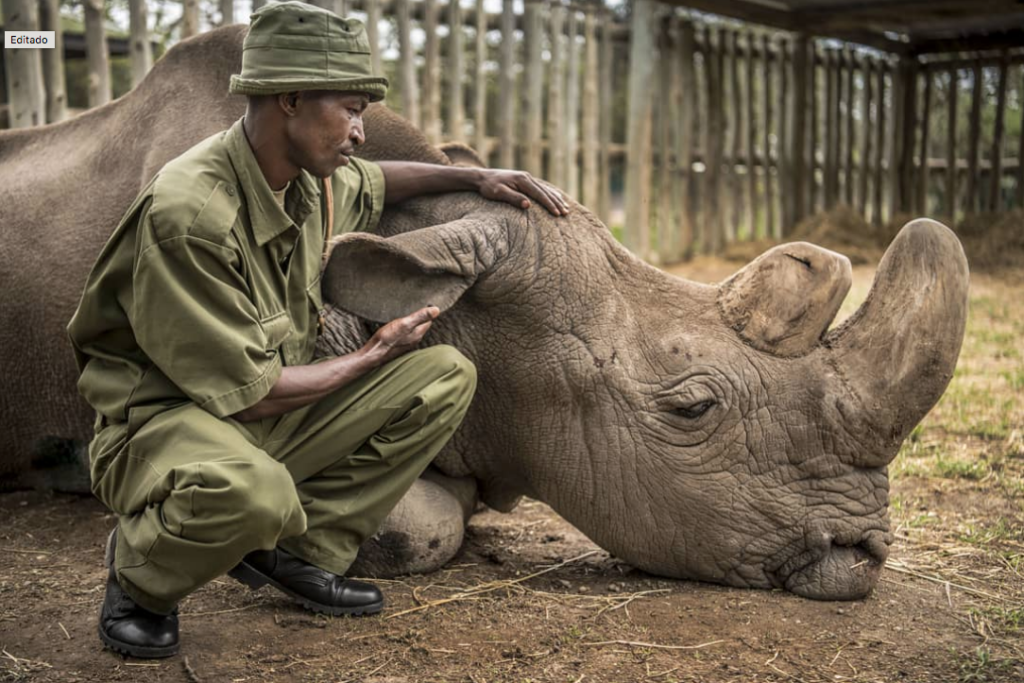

{"left": 674, "top": 400, "right": 716, "bottom": 419}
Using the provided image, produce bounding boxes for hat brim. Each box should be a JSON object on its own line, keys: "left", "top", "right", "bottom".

{"left": 229, "top": 75, "right": 388, "bottom": 102}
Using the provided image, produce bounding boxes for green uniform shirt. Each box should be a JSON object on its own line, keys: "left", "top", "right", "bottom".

{"left": 68, "top": 117, "right": 385, "bottom": 431}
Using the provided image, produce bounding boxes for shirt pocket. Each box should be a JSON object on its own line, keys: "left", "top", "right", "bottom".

{"left": 260, "top": 311, "right": 293, "bottom": 352}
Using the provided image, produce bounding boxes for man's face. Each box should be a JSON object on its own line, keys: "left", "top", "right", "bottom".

{"left": 284, "top": 90, "right": 369, "bottom": 179}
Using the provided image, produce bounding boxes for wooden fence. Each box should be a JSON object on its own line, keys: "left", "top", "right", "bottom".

{"left": 4, "top": 0, "right": 1023, "bottom": 264}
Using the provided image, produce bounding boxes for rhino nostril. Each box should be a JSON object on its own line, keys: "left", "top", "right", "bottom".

{"left": 834, "top": 534, "right": 889, "bottom": 568}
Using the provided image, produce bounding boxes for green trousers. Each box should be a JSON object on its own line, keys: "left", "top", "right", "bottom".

{"left": 88, "top": 345, "right": 476, "bottom": 614}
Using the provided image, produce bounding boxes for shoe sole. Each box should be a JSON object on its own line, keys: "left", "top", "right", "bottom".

{"left": 228, "top": 561, "right": 384, "bottom": 617}
{"left": 99, "top": 529, "right": 179, "bottom": 659}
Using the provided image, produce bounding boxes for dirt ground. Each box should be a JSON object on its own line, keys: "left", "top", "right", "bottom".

{"left": 2, "top": 259, "right": 1021, "bottom": 683}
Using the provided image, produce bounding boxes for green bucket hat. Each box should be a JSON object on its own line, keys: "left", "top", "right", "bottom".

{"left": 229, "top": 1, "right": 388, "bottom": 101}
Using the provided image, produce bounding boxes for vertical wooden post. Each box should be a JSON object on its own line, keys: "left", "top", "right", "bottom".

{"left": 522, "top": 0, "right": 545, "bottom": 177}
{"left": 823, "top": 49, "right": 837, "bottom": 209}
{"left": 776, "top": 38, "right": 790, "bottom": 236}
{"left": 423, "top": 0, "right": 442, "bottom": 142}
{"left": 39, "top": 0, "right": 68, "bottom": 122}
{"left": 498, "top": 0, "right": 516, "bottom": 168}
{"left": 809, "top": 44, "right": 819, "bottom": 215}
{"left": 182, "top": 0, "right": 200, "bottom": 38}
{"left": 989, "top": 53, "right": 1009, "bottom": 212}
{"left": 705, "top": 26, "right": 725, "bottom": 253}
{"left": 729, "top": 30, "right": 744, "bottom": 242}
{"left": 624, "top": 0, "right": 656, "bottom": 256}
{"left": 677, "top": 19, "right": 696, "bottom": 255}
{"left": 547, "top": 5, "right": 566, "bottom": 185}
{"left": 473, "top": 0, "right": 487, "bottom": 158}
{"left": 917, "top": 67, "right": 932, "bottom": 215}
{"left": 127, "top": 0, "right": 153, "bottom": 88}
{"left": 397, "top": 0, "right": 420, "bottom": 128}
{"left": 873, "top": 62, "right": 887, "bottom": 225}
{"left": 581, "top": 7, "right": 600, "bottom": 209}
{"left": 366, "top": 0, "right": 383, "bottom": 76}
{"left": 85, "top": 0, "right": 112, "bottom": 108}
{"left": 789, "top": 34, "right": 809, "bottom": 229}
{"left": 843, "top": 48, "right": 855, "bottom": 206}
{"left": 449, "top": 0, "right": 466, "bottom": 142}
{"left": 762, "top": 34, "right": 775, "bottom": 239}
{"left": 966, "top": 63, "right": 983, "bottom": 214}
{"left": 1016, "top": 67, "right": 1024, "bottom": 208}
{"left": 858, "top": 56, "right": 872, "bottom": 218}
{"left": 598, "top": 10, "right": 613, "bottom": 223}
{"left": 220, "top": 0, "right": 234, "bottom": 24}
{"left": 656, "top": 20, "right": 674, "bottom": 262}
{"left": 946, "top": 68, "right": 958, "bottom": 218}
{"left": 253, "top": 0, "right": 267, "bottom": 10}
{"left": 895, "top": 56, "right": 918, "bottom": 214}
{"left": 746, "top": 32, "right": 759, "bottom": 237}
{"left": 2, "top": 0, "right": 46, "bottom": 128}
{"left": 565, "top": 9, "right": 581, "bottom": 198}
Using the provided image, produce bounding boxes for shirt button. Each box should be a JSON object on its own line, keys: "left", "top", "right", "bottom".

{"left": 225, "top": 185, "right": 236, "bottom": 196}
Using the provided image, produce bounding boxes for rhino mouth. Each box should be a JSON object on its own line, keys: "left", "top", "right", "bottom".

{"left": 769, "top": 529, "right": 891, "bottom": 601}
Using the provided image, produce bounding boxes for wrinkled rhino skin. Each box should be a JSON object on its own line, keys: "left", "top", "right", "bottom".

{"left": 0, "top": 26, "right": 969, "bottom": 601}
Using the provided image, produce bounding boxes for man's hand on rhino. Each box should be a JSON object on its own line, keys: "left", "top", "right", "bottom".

{"left": 364, "top": 306, "right": 440, "bottom": 365}
{"left": 477, "top": 169, "right": 570, "bottom": 217}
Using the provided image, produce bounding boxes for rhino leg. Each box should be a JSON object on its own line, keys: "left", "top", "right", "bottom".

{"left": 348, "top": 468, "right": 478, "bottom": 578}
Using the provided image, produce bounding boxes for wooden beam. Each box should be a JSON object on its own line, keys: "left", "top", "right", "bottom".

{"left": 522, "top": 0, "right": 545, "bottom": 176}
{"left": 746, "top": 31, "right": 759, "bottom": 238}
{"left": 449, "top": 0, "right": 465, "bottom": 142}
{"left": 566, "top": 8, "right": 581, "bottom": 198}
{"left": 366, "top": 0, "right": 383, "bottom": 76}
{"left": 789, "top": 34, "right": 809, "bottom": 229}
{"left": 84, "top": 0, "right": 111, "bottom": 108}
{"left": 1017, "top": 67, "right": 1024, "bottom": 208}
{"left": 473, "top": 0, "right": 487, "bottom": 157}
{"left": 624, "top": 0, "right": 656, "bottom": 256}
{"left": 989, "top": 53, "right": 1009, "bottom": 212}
{"left": 39, "top": 0, "right": 68, "bottom": 123}
{"left": 547, "top": 5, "right": 566, "bottom": 185}
{"left": 598, "top": 11, "right": 613, "bottom": 224}
{"left": 397, "top": 0, "right": 420, "bottom": 128}
{"left": 824, "top": 49, "right": 838, "bottom": 209}
{"left": 656, "top": 21, "right": 674, "bottom": 264}
{"left": 423, "top": 0, "right": 441, "bottom": 143}
{"left": 777, "top": 37, "right": 790, "bottom": 236}
{"left": 966, "top": 63, "right": 983, "bottom": 214}
{"left": 677, "top": 18, "right": 696, "bottom": 255}
{"left": 843, "top": 48, "right": 856, "bottom": 207}
{"left": 946, "top": 67, "right": 958, "bottom": 219}
{"left": 729, "top": 29, "right": 744, "bottom": 242}
{"left": 873, "top": 61, "right": 887, "bottom": 225}
{"left": 808, "top": 44, "right": 820, "bottom": 215}
{"left": 858, "top": 57, "right": 872, "bottom": 218}
{"left": 705, "top": 26, "right": 726, "bottom": 253}
{"left": 895, "top": 56, "right": 918, "bottom": 214}
{"left": 762, "top": 34, "right": 776, "bottom": 240}
{"left": 917, "top": 66, "right": 933, "bottom": 215}
{"left": 498, "top": 0, "right": 516, "bottom": 169}
{"left": 581, "top": 8, "right": 600, "bottom": 210}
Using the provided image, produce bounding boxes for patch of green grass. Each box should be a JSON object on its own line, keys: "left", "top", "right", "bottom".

{"left": 957, "top": 518, "right": 1023, "bottom": 547}
{"left": 933, "top": 454, "right": 990, "bottom": 480}
{"left": 1000, "top": 368, "right": 1024, "bottom": 392}
{"left": 957, "top": 646, "right": 1016, "bottom": 682}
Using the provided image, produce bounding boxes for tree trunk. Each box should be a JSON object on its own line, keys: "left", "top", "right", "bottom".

{"left": 38, "top": 0, "right": 67, "bottom": 123}
{"left": 1, "top": 0, "right": 46, "bottom": 128}
{"left": 84, "top": 0, "right": 111, "bottom": 108}
{"left": 624, "top": 0, "right": 655, "bottom": 257}
{"left": 129, "top": 0, "right": 153, "bottom": 87}
{"left": 220, "top": 0, "right": 234, "bottom": 24}
{"left": 366, "top": 0, "right": 382, "bottom": 75}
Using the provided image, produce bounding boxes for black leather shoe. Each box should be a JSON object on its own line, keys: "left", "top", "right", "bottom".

{"left": 98, "top": 529, "right": 179, "bottom": 658}
{"left": 229, "top": 547, "right": 384, "bottom": 616}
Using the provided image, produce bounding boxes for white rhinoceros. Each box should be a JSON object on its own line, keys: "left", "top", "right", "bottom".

{"left": 0, "top": 26, "right": 968, "bottom": 601}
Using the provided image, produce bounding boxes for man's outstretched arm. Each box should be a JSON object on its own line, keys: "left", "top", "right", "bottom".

{"left": 230, "top": 306, "right": 439, "bottom": 422}
{"left": 377, "top": 161, "right": 570, "bottom": 217}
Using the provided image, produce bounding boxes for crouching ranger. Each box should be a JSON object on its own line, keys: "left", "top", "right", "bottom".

{"left": 67, "top": 1, "right": 567, "bottom": 659}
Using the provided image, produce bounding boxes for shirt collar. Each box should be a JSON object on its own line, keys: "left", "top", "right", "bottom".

{"left": 225, "top": 118, "right": 321, "bottom": 247}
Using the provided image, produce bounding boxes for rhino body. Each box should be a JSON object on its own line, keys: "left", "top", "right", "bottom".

{"left": 0, "top": 27, "right": 969, "bottom": 601}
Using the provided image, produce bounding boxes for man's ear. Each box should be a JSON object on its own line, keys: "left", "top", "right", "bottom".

{"left": 321, "top": 217, "right": 505, "bottom": 323}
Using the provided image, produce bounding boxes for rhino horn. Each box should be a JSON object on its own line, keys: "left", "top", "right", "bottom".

{"left": 825, "top": 219, "right": 969, "bottom": 466}
{"left": 718, "top": 242, "right": 852, "bottom": 357}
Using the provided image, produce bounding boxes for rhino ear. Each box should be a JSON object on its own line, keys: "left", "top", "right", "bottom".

{"left": 717, "top": 242, "right": 852, "bottom": 357}
{"left": 322, "top": 217, "right": 502, "bottom": 323}
{"left": 438, "top": 142, "right": 488, "bottom": 168}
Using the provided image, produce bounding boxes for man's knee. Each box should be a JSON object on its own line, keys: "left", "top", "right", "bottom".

{"left": 417, "top": 344, "right": 477, "bottom": 408}
{"left": 202, "top": 457, "right": 306, "bottom": 549}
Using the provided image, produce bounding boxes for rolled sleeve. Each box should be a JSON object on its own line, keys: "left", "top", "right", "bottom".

{"left": 333, "top": 157, "right": 386, "bottom": 235}
{"left": 131, "top": 234, "right": 282, "bottom": 418}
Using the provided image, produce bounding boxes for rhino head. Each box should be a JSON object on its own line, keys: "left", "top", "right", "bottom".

{"left": 320, "top": 187, "right": 968, "bottom": 601}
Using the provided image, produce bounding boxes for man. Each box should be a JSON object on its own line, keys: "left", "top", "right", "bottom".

{"left": 67, "top": 1, "right": 567, "bottom": 659}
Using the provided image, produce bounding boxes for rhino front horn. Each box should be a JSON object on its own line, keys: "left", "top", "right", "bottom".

{"left": 826, "top": 219, "right": 969, "bottom": 466}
